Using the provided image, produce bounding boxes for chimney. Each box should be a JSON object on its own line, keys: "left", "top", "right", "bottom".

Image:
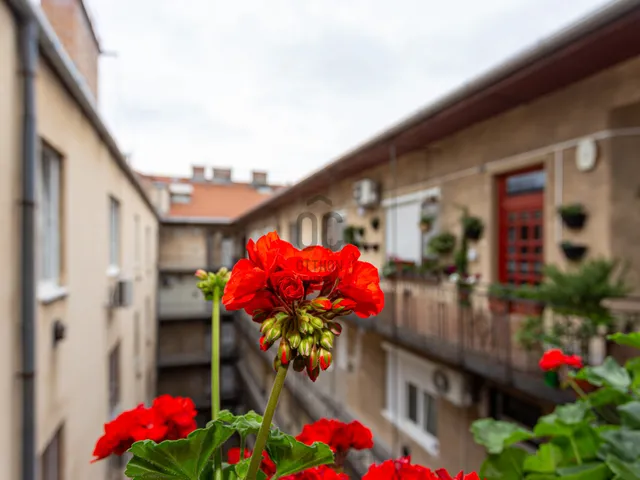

{"left": 41, "top": 0, "right": 101, "bottom": 99}
{"left": 251, "top": 170, "right": 268, "bottom": 186}
{"left": 212, "top": 167, "right": 232, "bottom": 183}
{"left": 191, "top": 165, "right": 206, "bottom": 181}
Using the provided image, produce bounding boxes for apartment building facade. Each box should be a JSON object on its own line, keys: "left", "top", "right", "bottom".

{"left": 1, "top": 0, "right": 160, "bottom": 479}
{"left": 232, "top": 2, "right": 640, "bottom": 475}
{"left": 138, "top": 167, "right": 282, "bottom": 427}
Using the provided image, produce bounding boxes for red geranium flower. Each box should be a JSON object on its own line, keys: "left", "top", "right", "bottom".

{"left": 227, "top": 448, "right": 276, "bottom": 478}
{"left": 435, "top": 469, "right": 482, "bottom": 480}
{"left": 363, "top": 457, "right": 432, "bottom": 480}
{"left": 152, "top": 395, "right": 198, "bottom": 440}
{"left": 271, "top": 270, "right": 305, "bottom": 303}
{"left": 280, "top": 465, "right": 348, "bottom": 480}
{"left": 539, "top": 349, "right": 583, "bottom": 371}
{"left": 297, "top": 418, "right": 373, "bottom": 456}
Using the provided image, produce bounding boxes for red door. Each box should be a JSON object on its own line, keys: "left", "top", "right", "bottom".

{"left": 497, "top": 168, "right": 545, "bottom": 285}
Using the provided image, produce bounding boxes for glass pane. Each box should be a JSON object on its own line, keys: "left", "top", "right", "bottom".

{"left": 535, "top": 262, "right": 543, "bottom": 273}
{"left": 406, "top": 383, "right": 418, "bottom": 423}
{"left": 534, "top": 246, "right": 543, "bottom": 254}
{"left": 507, "top": 261, "right": 515, "bottom": 273}
{"left": 520, "top": 262, "right": 528, "bottom": 273}
{"left": 534, "top": 210, "right": 542, "bottom": 219}
{"left": 508, "top": 213, "right": 516, "bottom": 221}
{"left": 520, "top": 226, "right": 529, "bottom": 240}
{"left": 520, "top": 247, "right": 528, "bottom": 254}
{"left": 520, "top": 212, "right": 529, "bottom": 220}
{"left": 534, "top": 225, "right": 542, "bottom": 240}
{"left": 508, "top": 228, "right": 516, "bottom": 241}
{"left": 506, "top": 171, "right": 546, "bottom": 194}
{"left": 508, "top": 246, "right": 516, "bottom": 254}
{"left": 424, "top": 392, "right": 438, "bottom": 437}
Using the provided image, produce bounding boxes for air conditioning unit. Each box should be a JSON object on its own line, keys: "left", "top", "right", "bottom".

{"left": 432, "top": 368, "right": 473, "bottom": 408}
{"left": 353, "top": 179, "right": 380, "bottom": 208}
{"left": 108, "top": 279, "right": 133, "bottom": 309}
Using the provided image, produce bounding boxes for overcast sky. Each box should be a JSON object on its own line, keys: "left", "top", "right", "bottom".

{"left": 86, "top": 0, "right": 612, "bottom": 185}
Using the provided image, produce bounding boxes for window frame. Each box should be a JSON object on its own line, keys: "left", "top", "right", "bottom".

{"left": 108, "top": 343, "right": 121, "bottom": 419}
{"left": 41, "top": 425, "right": 64, "bottom": 480}
{"left": 38, "top": 143, "right": 63, "bottom": 293}
{"left": 109, "top": 196, "right": 121, "bottom": 274}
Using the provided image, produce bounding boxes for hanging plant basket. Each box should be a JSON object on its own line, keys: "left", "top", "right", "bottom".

{"left": 370, "top": 217, "right": 380, "bottom": 231}
{"left": 561, "top": 242, "right": 588, "bottom": 262}
{"left": 558, "top": 204, "right": 588, "bottom": 230}
{"left": 428, "top": 232, "right": 456, "bottom": 256}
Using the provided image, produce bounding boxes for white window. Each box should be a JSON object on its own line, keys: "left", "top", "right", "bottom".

{"left": 382, "top": 344, "right": 441, "bottom": 456}
{"left": 38, "top": 145, "right": 62, "bottom": 285}
{"left": 134, "top": 215, "right": 141, "bottom": 267}
{"left": 108, "top": 343, "right": 121, "bottom": 419}
{"left": 109, "top": 197, "right": 120, "bottom": 271}
{"left": 41, "top": 426, "right": 63, "bottom": 480}
{"left": 145, "top": 226, "right": 152, "bottom": 272}
{"left": 221, "top": 238, "right": 235, "bottom": 267}
{"left": 384, "top": 200, "right": 421, "bottom": 264}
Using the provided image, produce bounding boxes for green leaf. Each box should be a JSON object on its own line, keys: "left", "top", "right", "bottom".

{"left": 606, "top": 455, "right": 640, "bottom": 480}
{"left": 599, "top": 429, "right": 640, "bottom": 463}
{"left": 265, "top": 428, "right": 334, "bottom": 478}
{"left": 556, "top": 462, "right": 610, "bottom": 480}
{"left": 608, "top": 332, "right": 640, "bottom": 350}
{"left": 526, "top": 475, "right": 558, "bottom": 480}
{"left": 125, "top": 422, "right": 235, "bottom": 479}
{"left": 556, "top": 403, "right": 592, "bottom": 425}
{"left": 233, "top": 459, "right": 267, "bottom": 480}
{"left": 586, "top": 387, "right": 632, "bottom": 408}
{"left": 535, "top": 414, "right": 577, "bottom": 438}
{"left": 211, "top": 410, "right": 264, "bottom": 439}
{"left": 578, "top": 358, "right": 631, "bottom": 392}
{"left": 551, "top": 426, "right": 600, "bottom": 464}
{"left": 524, "top": 444, "right": 564, "bottom": 474}
{"left": 471, "top": 418, "right": 534, "bottom": 454}
{"left": 479, "top": 447, "right": 528, "bottom": 480}
{"left": 618, "top": 402, "right": 640, "bottom": 429}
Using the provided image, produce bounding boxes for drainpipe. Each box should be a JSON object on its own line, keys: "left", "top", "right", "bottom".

{"left": 19, "top": 16, "right": 39, "bottom": 480}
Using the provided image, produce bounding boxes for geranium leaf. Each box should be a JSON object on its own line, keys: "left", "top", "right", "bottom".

{"left": 471, "top": 418, "right": 534, "bottom": 454}
{"left": 555, "top": 462, "right": 610, "bottom": 480}
{"left": 124, "top": 423, "right": 235, "bottom": 479}
{"left": 618, "top": 401, "right": 640, "bottom": 429}
{"left": 233, "top": 458, "right": 267, "bottom": 480}
{"left": 608, "top": 332, "right": 640, "bottom": 350}
{"left": 606, "top": 455, "right": 640, "bottom": 480}
{"left": 577, "top": 357, "right": 630, "bottom": 392}
{"left": 479, "top": 447, "right": 528, "bottom": 480}
{"left": 598, "top": 429, "right": 640, "bottom": 463}
{"left": 265, "top": 427, "right": 334, "bottom": 477}
{"left": 524, "top": 444, "right": 564, "bottom": 474}
{"left": 586, "top": 386, "right": 632, "bottom": 408}
{"left": 555, "top": 403, "right": 592, "bottom": 426}
{"left": 210, "top": 410, "right": 264, "bottom": 440}
{"left": 534, "top": 414, "right": 575, "bottom": 438}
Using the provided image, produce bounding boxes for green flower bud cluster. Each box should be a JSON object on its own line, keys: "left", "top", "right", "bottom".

{"left": 195, "top": 268, "right": 230, "bottom": 300}
{"left": 258, "top": 303, "right": 343, "bottom": 382}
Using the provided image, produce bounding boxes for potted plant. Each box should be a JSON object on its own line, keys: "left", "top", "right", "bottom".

{"left": 557, "top": 203, "right": 587, "bottom": 230}
{"left": 463, "top": 215, "right": 484, "bottom": 241}
{"left": 560, "top": 241, "right": 588, "bottom": 262}
{"left": 343, "top": 225, "right": 364, "bottom": 248}
{"left": 419, "top": 214, "right": 435, "bottom": 232}
{"left": 370, "top": 217, "right": 380, "bottom": 231}
{"left": 487, "top": 283, "right": 511, "bottom": 314}
{"left": 511, "top": 284, "right": 545, "bottom": 316}
{"left": 428, "top": 232, "right": 456, "bottom": 255}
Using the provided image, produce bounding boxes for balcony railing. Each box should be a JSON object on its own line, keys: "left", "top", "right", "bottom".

{"left": 346, "top": 279, "right": 640, "bottom": 404}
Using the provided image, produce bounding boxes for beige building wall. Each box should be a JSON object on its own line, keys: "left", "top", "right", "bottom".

{"left": 0, "top": 4, "right": 159, "bottom": 478}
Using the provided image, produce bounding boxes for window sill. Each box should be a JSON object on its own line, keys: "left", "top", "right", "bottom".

{"left": 381, "top": 409, "right": 439, "bottom": 457}
{"left": 38, "top": 284, "right": 68, "bottom": 305}
{"left": 106, "top": 265, "right": 120, "bottom": 278}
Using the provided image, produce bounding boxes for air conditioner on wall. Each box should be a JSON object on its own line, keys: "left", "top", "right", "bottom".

{"left": 353, "top": 179, "right": 380, "bottom": 208}
{"left": 108, "top": 279, "right": 133, "bottom": 309}
{"left": 432, "top": 368, "right": 473, "bottom": 408}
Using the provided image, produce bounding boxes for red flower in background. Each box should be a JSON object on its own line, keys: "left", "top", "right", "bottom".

{"left": 91, "top": 395, "right": 197, "bottom": 463}
{"left": 435, "top": 469, "right": 482, "bottom": 480}
{"left": 227, "top": 448, "right": 276, "bottom": 478}
{"left": 296, "top": 418, "right": 374, "bottom": 455}
{"left": 280, "top": 465, "right": 349, "bottom": 480}
{"left": 363, "top": 457, "right": 432, "bottom": 480}
{"left": 539, "top": 349, "right": 583, "bottom": 371}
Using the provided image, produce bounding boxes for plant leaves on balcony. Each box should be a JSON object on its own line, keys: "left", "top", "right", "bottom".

{"left": 608, "top": 332, "right": 640, "bottom": 350}
{"left": 618, "top": 401, "right": 640, "bottom": 429}
{"left": 555, "top": 462, "right": 610, "bottom": 480}
{"left": 598, "top": 429, "right": 640, "bottom": 463}
{"left": 471, "top": 419, "right": 534, "bottom": 455}
{"left": 264, "top": 427, "right": 334, "bottom": 478}
{"left": 479, "top": 446, "right": 527, "bottom": 480}
{"left": 124, "top": 422, "right": 235, "bottom": 480}
{"left": 575, "top": 357, "right": 631, "bottom": 392}
{"left": 232, "top": 459, "right": 268, "bottom": 480}
{"left": 523, "top": 444, "right": 564, "bottom": 474}
{"left": 605, "top": 455, "right": 640, "bottom": 480}
{"left": 211, "top": 410, "right": 264, "bottom": 442}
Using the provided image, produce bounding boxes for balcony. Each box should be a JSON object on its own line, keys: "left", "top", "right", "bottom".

{"left": 158, "top": 321, "right": 238, "bottom": 366}
{"left": 345, "top": 279, "right": 640, "bottom": 404}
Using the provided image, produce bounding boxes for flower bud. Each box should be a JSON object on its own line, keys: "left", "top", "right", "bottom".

{"left": 265, "top": 324, "right": 282, "bottom": 343}
{"left": 260, "top": 336, "right": 273, "bottom": 352}
{"left": 278, "top": 340, "right": 291, "bottom": 365}
{"left": 299, "top": 321, "right": 312, "bottom": 335}
{"left": 332, "top": 298, "right": 356, "bottom": 313}
{"left": 311, "top": 297, "right": 332, "bottom": 312}
{"left": 319, "top": 348, "right": 332, "bottom": 371}
{"left": 309, "top": 315, "right": 324, "bottom": 330}
{"left": 260, "top": 317, "right": 276, "bottom": 334}
{"left": 327, "top": 321, "right": 342, "bottom": 336}
{"left": 195, "top": 269, "right": 208, "bottom": 280}
{"left": 273, "top": 355, "right": 282, "bottom": 371}
{"left": 293, "top": 355, "right": 306, "bottom": 372}
{"left": 299, "top": 336, "right": 313, "bottom": 357}
{"left": 320, "top": 330, "right": 334, "bottom": 350}
{"left": 253, "top": 311, "right": 270, "bottom": 323}
{"left": 308, "top": 345, "right": 319, "bottom": 370}
{"left": 286, "top": 330, "right": 302, "bottom": 349}
{"left": 274, "top": 311, "right": 290, "bottom": 322}
{"left": 307, "top": 365, "right": 320, "bottom": 382}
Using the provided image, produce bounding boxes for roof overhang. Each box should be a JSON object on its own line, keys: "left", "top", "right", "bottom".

{"left": 235, "top": 0, "right": 640, "bottom": 225}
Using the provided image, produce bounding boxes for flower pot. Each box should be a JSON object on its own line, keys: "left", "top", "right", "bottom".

{"left": 561, "top": 243, "right": 588, "bottom": 262}
{"left": 465, "top": 226, "right": 483, "bottom": 241}
{"left": 420, "top": 222, "right": 432, "bottom": 233}
{"left": 511, "top": 299, "right": 545, "bottom": 316}
{"left": 560, "top": 212, "right": 587, "bottom": 230}
{"left": 544, "top": 370, "right": 560, "bottom": 388}
{"left": 488, "top": 296, "right": 509, "bottom": 315}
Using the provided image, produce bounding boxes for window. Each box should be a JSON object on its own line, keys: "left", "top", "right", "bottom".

{"left": 288, "top": 221, "right": 300, "bottom": 248}
{"left": 41, "top": 426, "right": 63, "bottom": 480}
{"left": 145, "top": 226, "right": 152, "bottom": 272}
{"left": 108, "top": 344, "right": 121, "bottom": 417}
{"left": 322, "top": 211, "right": 345, "bottom": 251}
{"left": 134, "top": 215, "right": 141, "bottom": 267}
{"left": 221, "top": 238, "right": 235, "bottom": 267}
{"left": 134, "top": 312, "right": 140, "bottom": 358}
{"left": 171, "top": 194, "right": 191, "bottom": 204}
{"left": 38, "top": 144, "right": 62, "bottom": 284}
{"left": 404, "top": 382, "right": 437, "bottom": 437}
{"left": 109, "top": 197, "right": 120, "bottom": 270}
{"left": 385, "top": 201, "right": 422, "bottom": 264}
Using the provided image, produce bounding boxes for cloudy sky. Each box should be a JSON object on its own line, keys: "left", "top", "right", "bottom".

{"left": 86, "top": 0, "right": 611, "bottom": 185}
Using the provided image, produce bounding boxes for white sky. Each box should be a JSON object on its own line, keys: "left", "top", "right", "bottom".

{"left": 86, "top": 0, "right": 613, "bottom": 185}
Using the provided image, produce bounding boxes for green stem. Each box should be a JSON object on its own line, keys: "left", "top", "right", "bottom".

{"left": 240, "top": 436, "right": 246, "bottom": 460}
{"left": 246, "top": 365, "right": 289, "bottom": 480}
{"left": 569, "top": 435, "right": 582, "bottom": 465}
{"left": 211, "top": 287, "right": 222, "bottom": 480}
